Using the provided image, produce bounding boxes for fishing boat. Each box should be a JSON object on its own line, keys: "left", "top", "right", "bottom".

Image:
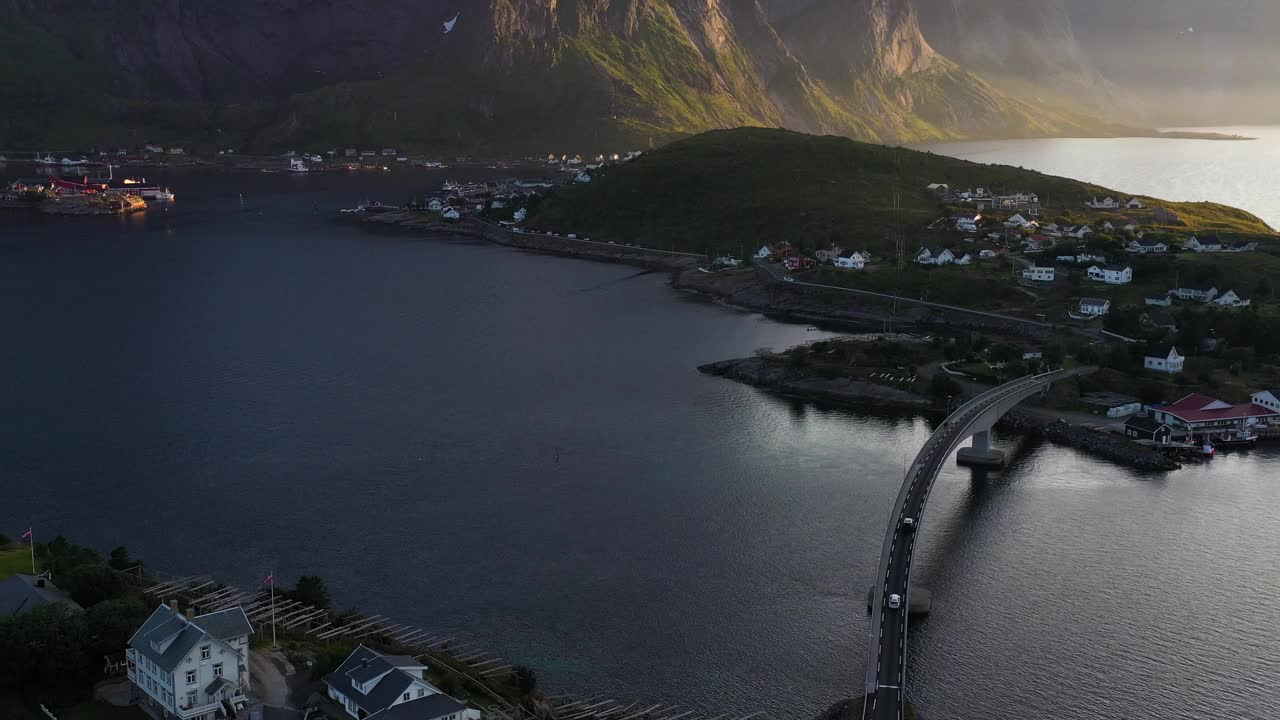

{"left": 289, "top": 158, "right": 309, "bottom": 173}
{"left": 34, "top": 154, "right": 59, "bottom": 165}
{"left": 1210, "top": 428, "right": 1257, "bottom": 449}
{"left": 1201, "top": 441, "right": 1216, "bottom": 458}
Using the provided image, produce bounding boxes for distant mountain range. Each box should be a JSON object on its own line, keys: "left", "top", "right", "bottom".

{"left": 0, "top": 0, "right": 1272, "bottom": 152}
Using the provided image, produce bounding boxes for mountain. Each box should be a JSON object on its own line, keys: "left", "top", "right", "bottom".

{"left": 0, "top": 0, "right": 1140, "bottom": 153}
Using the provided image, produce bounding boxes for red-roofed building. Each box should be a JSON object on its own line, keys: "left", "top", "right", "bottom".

{"left": 1148, "top": 393, "right": 1280, "bottom": 438}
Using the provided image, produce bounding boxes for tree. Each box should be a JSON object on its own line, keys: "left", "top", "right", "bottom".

{"left": 288, "top": 576, "right": 332, "bottom": 610}
{"left": 927, "top": 372, "right": 962, "bottom": 398}
{"left": 59, "top": 563, "right": 126, "bottom": 608}
{"left": 86, "top": 597, "right": 150, "bottom": 660}
{"left": 0, "top": 604, "right": 92, "bottom": 691}
{"left": 311, "top": 643, "right": 356, "bottom": 680}
{"left": 1044, "top": 343, "right": 1067, "bottom": 368}
{"left": 989, "top": 343, "right": 1025, "bottom": 375}
{"left": 108, "top": 546, "right": 139, "bottom": 572}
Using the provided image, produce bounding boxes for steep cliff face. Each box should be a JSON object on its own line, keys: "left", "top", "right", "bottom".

{"left": 0, "top": 0, "right": 1135, "bottom": 151}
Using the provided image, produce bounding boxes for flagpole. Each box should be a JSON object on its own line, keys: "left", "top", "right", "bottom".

{"left": 270, "top": 571, "right": 277, "bottom": 648}
{"left": 29, "top": 528, "right": 35, "bottom": 575}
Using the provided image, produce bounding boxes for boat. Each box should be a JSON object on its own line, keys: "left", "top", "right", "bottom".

{"left": 289, "top": 158, "right": 309, "bottom": 173}
{"left": 1209, "top": 428, "right": 1257, "bottom": 449}
{"left": 1201, "top": 441, "right": 1216, "bottom": 458}
{"left": 137, "top": 187, "right": 175, "bottom": 200}
{"left": 149, "top": 188, "right": 175, "bottom": 202}
{"left": 61, "top": 157, "right": 87, "bottom": 166}
{"left": 34, "top": 154, "right": 59, "bottom": 165}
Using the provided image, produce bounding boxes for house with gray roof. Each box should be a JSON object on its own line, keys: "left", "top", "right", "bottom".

{"left": 324, "top": 645, "right": 464, "bottom": 720}
{"left": 0, "top": 573, "right": 81, "bottom": 616}
{"left": 126, "top": 601, "right": 252, "bottom": 720}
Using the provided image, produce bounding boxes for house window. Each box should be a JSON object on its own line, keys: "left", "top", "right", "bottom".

{"left": 187, "top": 670, "right": 197, "bottom": 685}
{"left": 187, "top": 690, "right": 198, "bottom": 707}
{"left": 417, "top": 688, "right": 426, "bottom": 698}
{"left": 403, "top": 692, "right": 411, "bottom": 702}
{"left": 213, "top": 663, "right": 223, "bottom": 677}
{"left": 201, "top": 646, "right": 211, "bottom": 660}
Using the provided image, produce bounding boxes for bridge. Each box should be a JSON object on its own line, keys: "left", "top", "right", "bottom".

{"left": 862, "top": 367, "right": 1093, "bottom": 720}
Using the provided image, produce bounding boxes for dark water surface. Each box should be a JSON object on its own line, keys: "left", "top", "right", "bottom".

{"left": 3, "top": 169, "right": 1279, "bottom": 720}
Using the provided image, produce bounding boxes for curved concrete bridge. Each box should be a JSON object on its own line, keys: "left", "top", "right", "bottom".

{"left": 862, "top": 367, "right": 1094, "bottom": 720}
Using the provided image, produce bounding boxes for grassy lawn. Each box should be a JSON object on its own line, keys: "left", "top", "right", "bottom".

{"left": 0, "top": 545, "right": 34, "bottom": 581}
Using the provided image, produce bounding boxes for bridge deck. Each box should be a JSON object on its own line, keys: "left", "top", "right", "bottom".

{"left": 862, "top": 368, "right": 1093, "bottom": 720}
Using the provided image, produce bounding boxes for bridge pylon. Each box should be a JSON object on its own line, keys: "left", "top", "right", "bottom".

{"left": 956, "top": 428, "right": 1006, "bottom": 466}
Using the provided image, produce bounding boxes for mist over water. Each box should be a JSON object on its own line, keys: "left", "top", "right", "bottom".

{"left": 923, "top": 126, "right": 1280, "bottom": 230}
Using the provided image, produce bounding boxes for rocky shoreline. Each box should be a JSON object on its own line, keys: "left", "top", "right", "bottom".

{"left": 997, "top": 411, "right": 1181, "bottom": 471}
{"left": 699, "top": 357, "right": 932, "bottom": 410}
{"left": 673, "top": 267, "right": 1055, "bottom": 340}
{"left": 701, "top": 356, "right": 1181, "bottom": 472}
{"left": 352, "top": 212, "right": 701, "bottom": 272}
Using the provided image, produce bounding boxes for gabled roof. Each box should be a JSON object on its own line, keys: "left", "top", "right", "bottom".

{"left": 366, "top": 694, "right": 468, "bottom": 720}
{"left": 838, "top": 249, "right": 861, "bottom": 259}
{"left": 1080, "top": 297, "right": 1109, "bottom": 307}
{"left": 1101, "top": 264, "right": 1131, "bottom": 272}
{"left": 324, "top": 645, "right": 438, "bottom": 716}
{"left": 127, "top": 604, "right": 253, "bottom": 674}
{"left": 1191, "top": 234, "right": 1223, "bottom": 244}
{"left": 1157, "top": 393, "right": 1277, "bottom": 422}
{"left": 1145, "top": 343, "right": 1180, "bottom": 359}
{"left": 195, "top": 606, "right": 253, "bottom": 642}
{"left": 1134, "top": 239, "right": 1164, "bottom": 247}
{"left": 0, "top": 574, "right": 81, "bottom": 616}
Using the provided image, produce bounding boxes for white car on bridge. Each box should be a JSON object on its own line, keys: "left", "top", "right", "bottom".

{"left": 888, "top": 594, "right": 902, "bottom": 609}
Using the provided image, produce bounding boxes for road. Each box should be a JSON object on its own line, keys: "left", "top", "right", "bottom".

{"left": 863, "top": 369, "right": 1087, "bottom": 720}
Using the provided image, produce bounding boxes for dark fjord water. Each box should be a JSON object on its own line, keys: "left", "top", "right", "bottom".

{"left": 3, "top": 169, "right": 1279, "bottom": 719}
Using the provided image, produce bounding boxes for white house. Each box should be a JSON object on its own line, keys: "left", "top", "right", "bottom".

{"left": 1214, "top": 289, "right": 1252, "bottom": 307}
{"left": 1079, "top": 297, "right": 1111, "bottom": 316}
{"left": 1004, "top": 213, "right": 1032, "bottom": 228}
{"left": 1087, "top": 264, "right": 1133, "bottom": 285}
{"left": 144, "top": 144, "right": 164, "bottom": 154}
{"left": 1086, "top": 197, "right": 1118, "bottom": 209}
{"left": 513, "top": 208, "right": 528, "bottom": 223}
{"left": 1184, "top": 235, "right": 1224, "bottom": 252}
{"left": 713, "top": 256, "right": 743, "bottom": 268}
{"left": 1126, "top": 197, "right": 1145, "bottom": 209}
{"left": 1170, "top": 285, "right": 1219, "bottom": 303}
{"left": 426, "top": 198, "right": 443, "bottom": 212}
{"left": 1022, "top": 265, "right": 1056, "bottom": 282}
{"left": 916, "top": 246, "right": 955, "bottom": 266}
{"left": 954, "top": 253, "right": 974, "bottom": 265}
{"left": 574, "top": 171, "right": 592, "bottom": 183}
{"left": 323, "top": 645, "right": 466, "bottom": 720}
{"left": 126, "top": 602, "right": 253, "bottom": 720}
{"left": 954, "top": 213, "right": 981, "bottom": 232}
{"left": 1227, "top": 241, "right": 1258, "bottom": 253}
{"left": 1060, "top": 225, "right": 1094, "bottom": 240}
{"left": 979, "top": 249, "right": 998, "bottom": 258}
{"left": 1144, "top": 344, "right": 1186, "bottom": 374}
{"left": 442, "top": 208, "right": 461, "bottom": 221}
{"left": 926, "top": 183, "right": 949, "bottom": 194}
{"left": 834, "top": 250, "right": 866, "bottom": 270}
{"left": 1127, "top": 238, "right": 1167, "bottom": 254}
{"left": 1253, "top": 391, "right": 1280, "bottom": 414}
{"left": 1145, "top": 294, "right": 1173, "bottom": 307}
{"left": 1076, "top": 253, "right": 1107, "bottom": 264}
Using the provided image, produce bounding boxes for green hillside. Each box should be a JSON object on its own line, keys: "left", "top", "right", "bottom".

{"left": 528, "top": 128, "right": 1276, "bottom": 256}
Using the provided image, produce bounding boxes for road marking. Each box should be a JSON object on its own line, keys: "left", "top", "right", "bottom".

{"left": 877, "top": 684, "right": 899, "bottom": 689}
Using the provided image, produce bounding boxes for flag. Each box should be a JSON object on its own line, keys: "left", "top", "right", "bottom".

{"left": 260, "top": 573, "right": 273, "bottom": 588}
{"left": 19, "top": 528, "right": 31, "bottom": 542}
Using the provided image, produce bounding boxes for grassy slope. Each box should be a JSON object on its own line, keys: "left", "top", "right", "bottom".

{"left": 0, "top": 546, "right": 33, "bottom": 581}
{"left": 529, "top": 127, "right": 1276, "bottom": 257}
